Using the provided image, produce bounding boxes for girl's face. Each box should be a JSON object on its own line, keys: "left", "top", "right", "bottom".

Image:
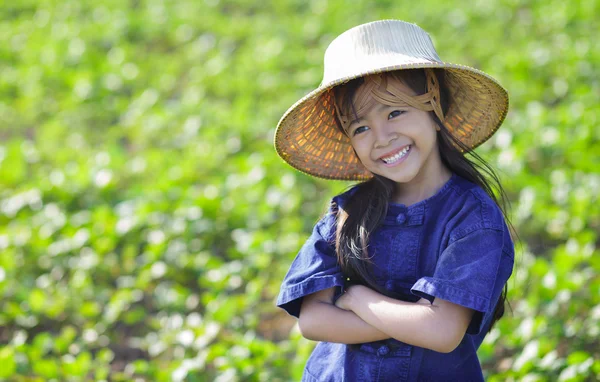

{"left": 341, "top": 75, "right": 445, "bottom": 186}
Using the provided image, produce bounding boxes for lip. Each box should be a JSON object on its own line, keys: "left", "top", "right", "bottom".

{"left": 378, "top": 144, "right": 412, "bottom": 167}
{"left": 377, "top": 145, "right": 411, "bottom": 161}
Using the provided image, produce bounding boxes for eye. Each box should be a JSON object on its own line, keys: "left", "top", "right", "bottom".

{"left": 388, "top": 110, "right": 405, "bottom": 119}
{"left": 352, "top": 126, "right": 369, "bottom": 136}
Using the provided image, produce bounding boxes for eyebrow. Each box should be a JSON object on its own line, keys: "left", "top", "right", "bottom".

{"left": 347, "top": 103, "right": 391, "bottom": 127}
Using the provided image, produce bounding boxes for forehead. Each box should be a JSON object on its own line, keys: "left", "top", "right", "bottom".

{"left": 333, "top": 72, "right": 424, "bottom": 129}
{"left": 354, "top": 73, "right": 418, "bottom": 100}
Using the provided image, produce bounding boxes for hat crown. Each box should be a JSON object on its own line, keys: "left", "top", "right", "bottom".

{"left": 322, "top": 20, "right": 442, "bottom": 86}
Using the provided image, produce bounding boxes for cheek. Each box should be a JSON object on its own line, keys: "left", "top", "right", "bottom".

{"left": 350, "top": 141, "right": 371, "bottom": 161}
{"left": 412, "top": 123, "right": 438, "bottom": 149}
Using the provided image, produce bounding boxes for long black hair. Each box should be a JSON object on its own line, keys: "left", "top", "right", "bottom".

{"left": 332, "top": 69, "right": 515, "bottom": 332}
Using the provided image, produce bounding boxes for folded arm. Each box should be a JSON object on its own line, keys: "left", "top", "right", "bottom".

{"left": 298, "top": 287, "right": 390, "bottom": 344}
{"left": 336, "top": 285, "right": 475, "bottom": 353}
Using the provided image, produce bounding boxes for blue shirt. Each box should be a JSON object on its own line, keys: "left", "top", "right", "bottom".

{"left": 277, "top": 173, "right": 515, "bottom": 381}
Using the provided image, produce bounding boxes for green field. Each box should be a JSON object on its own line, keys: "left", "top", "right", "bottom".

{"left": 0, "top": 0, "right": 599, "bottom": 380}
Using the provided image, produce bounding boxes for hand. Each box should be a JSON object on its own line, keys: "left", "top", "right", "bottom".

{"left": 335, "top": 285, "right": 361, "bottom": 311}
{"left": 335, "top": 291, "right": 352, "bottom": 311}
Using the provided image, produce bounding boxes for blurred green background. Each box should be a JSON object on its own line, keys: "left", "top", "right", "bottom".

{"left": 0, "top": 0, "right": 599, "bottom": 381}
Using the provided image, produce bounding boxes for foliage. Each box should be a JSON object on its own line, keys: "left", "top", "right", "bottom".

{"left": 0, "top": 0, "right": 598, "bottom": 380}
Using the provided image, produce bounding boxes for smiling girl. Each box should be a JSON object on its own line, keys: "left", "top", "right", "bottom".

{"left": 275, "top": 20, "right": 515, "bottom": 381}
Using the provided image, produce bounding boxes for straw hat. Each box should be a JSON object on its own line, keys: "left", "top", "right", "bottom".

{"left": 274, "top": 20, "right": 509, "bottom": 180}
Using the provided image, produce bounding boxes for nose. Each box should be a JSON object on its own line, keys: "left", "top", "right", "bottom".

{"left": 373, "top": 121, "right": 398, "bottom": 148}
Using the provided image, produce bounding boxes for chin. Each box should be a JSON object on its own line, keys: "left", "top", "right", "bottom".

{"left": 387, "top": 173, "right": 417, "bottom": 184}
{"left": 370, "top": 167, "right": 419, "bottom": 184}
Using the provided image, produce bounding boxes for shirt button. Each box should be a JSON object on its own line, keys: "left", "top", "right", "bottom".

{"left": 377, "top": 345, "right": 389, "bottom": 356}
{"left": 396, "top": 213, "right": 407, "bottom": 224}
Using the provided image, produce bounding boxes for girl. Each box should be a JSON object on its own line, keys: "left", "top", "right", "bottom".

{"left": 275, "top": 20, "right": 515, "bottom": 381}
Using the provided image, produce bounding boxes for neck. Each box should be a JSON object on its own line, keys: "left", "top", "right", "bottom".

{"left": 392, "top": 165, "right": 452, "bottom": 207}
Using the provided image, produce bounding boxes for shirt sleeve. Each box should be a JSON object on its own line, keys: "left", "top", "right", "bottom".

{"left": 276, "top": 205, "right": 344, "bottom": 318}
{"left": 410, "top": 227, "right": 514, "bottom": 335}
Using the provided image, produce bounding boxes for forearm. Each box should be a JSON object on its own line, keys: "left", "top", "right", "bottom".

{"left": 345, "top": 286, "right": 471, "bottom": 353}
{"left": 299, "top": 299, "right": 390, "bottom": 344}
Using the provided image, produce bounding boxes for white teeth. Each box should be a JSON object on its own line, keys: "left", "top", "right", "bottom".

{"left": 381, "top": 146, "right": 410, "bottom": 164}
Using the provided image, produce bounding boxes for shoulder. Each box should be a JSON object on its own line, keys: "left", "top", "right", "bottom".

{"left": 313, "top": 185, "right": 360, "bottom": 240}
{"left": 443, "top": 175, "right": 512, "bottom": 248}
{"left": 444, "top": 175, "right": 506, "bottom": 230}
{"left": 329, "top": 184, "right": 360, "bottom": 213}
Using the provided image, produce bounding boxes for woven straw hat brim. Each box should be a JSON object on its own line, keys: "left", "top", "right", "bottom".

{"left": 274, "top": 21, "right": 509, "bottom": 181}
{"left": 275, "top": 62, "right": 509, "bottom": 180}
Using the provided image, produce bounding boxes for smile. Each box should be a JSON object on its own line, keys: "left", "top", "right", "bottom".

{"left": 379, "top": 145, "right": 411, "bottom": 166}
